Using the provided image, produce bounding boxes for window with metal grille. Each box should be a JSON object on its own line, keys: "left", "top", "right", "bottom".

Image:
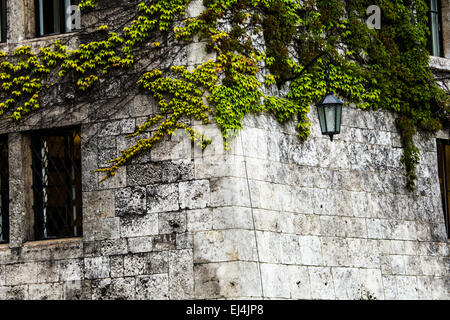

{"left": 428, "top": 0, "right": 444, "bottom": 57}
{"left": 31, "top": 128, "right": 82, "bottom": 240}
{"left": 437, "top": 139, "right": 450, "bottom": 238}
{"left": 35, "top": 0, "right": 80, "bottom": 37}
{"left": 0, "top": 135, "right": 8, "bottom": 244}
{"left": 0, "top": 0, "right": 6, "bottom": 43}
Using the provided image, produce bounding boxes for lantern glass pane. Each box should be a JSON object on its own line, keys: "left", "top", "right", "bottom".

{"left": 336, "top": 104, "right": 342, "bottom": 134}
{"left": 324, "top": 105, "right": 336, "bottom": 133}
{"left": 317, "top": 105, "right": 327, "bottom": 134}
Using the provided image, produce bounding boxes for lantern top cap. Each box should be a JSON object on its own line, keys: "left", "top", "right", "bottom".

{"left": 317, "top": 94, "right": 344, "bottom": 106}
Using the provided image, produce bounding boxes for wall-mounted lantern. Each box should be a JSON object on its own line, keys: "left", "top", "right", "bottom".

{"left": 315, "top": 53, "right": 344, "bottom": 141}
{"left": 316, "top": 94, "right": 344, "bottom": 141}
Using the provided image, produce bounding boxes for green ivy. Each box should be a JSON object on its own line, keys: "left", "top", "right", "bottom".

{"left": 79, "top": 0, "right": 96, "bottom": 11}
{"left": 0, "top": 0, "right": 448, "bottom": 190}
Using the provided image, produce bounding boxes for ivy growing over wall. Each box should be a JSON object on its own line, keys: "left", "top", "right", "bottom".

{"left": 0, "top": 0, "right": 448, "bottom": 189}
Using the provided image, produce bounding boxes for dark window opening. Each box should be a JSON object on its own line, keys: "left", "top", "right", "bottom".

{"left": 31, "top": 128, "right": 82, "bottom": 240}
{"left": 35, "top": 0, "right": 80, "bottom": 37}
{"left": 0, "top": 0, "right": 7, "bottom": 43}
{"left": 437, "top": 139, "right": 450, "bottom": 238}
{"left": 0, "top": 135, "right": 9, "bottom": 244}
{"left": 428, "top": 0, "right": 444, "bottom": 57}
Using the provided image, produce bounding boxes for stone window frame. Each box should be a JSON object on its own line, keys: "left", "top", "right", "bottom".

{"left": 3, "top": 125, "right": 84, "bottom": 248}
{"left": 0, "top": 134, "right": 9, "bottom": 244}
{"left": 4, "top": 1, "right": 83, "bottom": 43}
{"left": 437, "top": 139, "right": 450, "bottom": 239}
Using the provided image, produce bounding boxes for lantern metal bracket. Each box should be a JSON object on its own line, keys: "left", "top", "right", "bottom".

{"left": 314, "top": 52, "right": 344, "bottom": 141}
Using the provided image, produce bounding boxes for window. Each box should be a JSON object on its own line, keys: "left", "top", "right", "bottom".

{"left": 428, "top": 0, "right": 444, "bottom": 57}
{"left": 0, "top": 0, "right": 6, "bottom": 43}
{"left": 35, "top": 0, "right": 80, "bottom": 37}
{"left": 0, "top": 135, "right": 8, "bottom": 244}
{"left": 437, "top": 139, "right": 450, "bottom": 238}
{"left": 31, "top": 128, "right": 82, "bottom": 240}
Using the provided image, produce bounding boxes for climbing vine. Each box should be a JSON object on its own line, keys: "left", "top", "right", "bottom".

{"left": 0, "top": 0, "right": 448, "bottom": 190}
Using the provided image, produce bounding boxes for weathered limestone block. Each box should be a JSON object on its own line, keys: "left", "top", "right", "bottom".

{"left": 308, "top": 267, "right": 335, "bottom": 300}
{"left": 152, "top": 234, "right": 177, "bottom": 252}
{"left": 193, "top": 230, "right": 258, "bottom": 263}
{"left": 128, "top": 236, "right": 153, "bottom": 254}
{"left": 319, "top": 216, "right": 367, "bottom": 238}
{"left": 97, "top": 148, "right": 117, "bottom": 168}
{"left": 109, "top": 256, "right": 124, "bottom": 278}
{"left": 84, "top": 257, "right": 110, "bottom": 280}
{"left": 19, "top": 240, "right": 84, "bottom": 262}
{"left": 123, "top": 253, "right": 151, "bottom": 276}
{"left": 0, "top": 264, "right": 5, "bottom": 287}
{"left": 63, "top": 280, "right": 91, "bottom": 300}
{"left": 347, "top": 238, "right": 380, "bottom": 269}
{"left": 83, "top": 190, "right": 116, "bottom": 219}
{"left": 194, "top": 155, "right": 247, "bottom": 180}
{"left": 260, "top": 263, "right": 291, "bottom": 298}
{"left": 151, "top": 132, "right": 192, "bottom": 162}
{"left": 194, "top": 261, "right": 262, "bottom": 299}
{"left": 212, "top": 207, "right": 254, "bottom": 230}
{"left": 169, "top": 249, "right": 194, "bottom": 299}
{"left": 162, "top": 160, "right": 195, "bottom": 183}
{"left": 101, "top": 239, "right": 128, "bottom": 256}
{"left": 179, "top": 180, "right": 210, "bottom": 210}
{"left": 298, "top": 235, "right": 324, "bottom": 266}
{"left": 130, "top": 94, "right": 156, "bottom": 118}
{"left": 135, "top": 274, "right": 169, "bottom": 300}
{"left": 120, "top": 213, "right": 159, "bottom": 238}
{"left": 187, "top": 41, "right": 216, "bottom": 67}
{"left": 331, "top": 267, "right": 361, "bottom": 300}
{"left": 29, "top": 283, "right": 64, "bottom": 300}
{"left": 0, "top": 285, "right": 28, "bottom": 300}
{"left": 404, "top": 255, "right": 423, "bottom": 276}
{"left": 186, "top": 208, "right": 213, "bottom": 232}
{"left": 210, "top": 177, "right": 251, "bottom": 207}
{"left": 395, "top": 276, "right": 419, "bottom": 300}
{"left": 293, "top": 214, "right": 321, "bottom": 236}
{"left": 390, "top": 255, "right": 407, "bottom": 275}
{"left": 253, "top": 209, "right": 295, "bottom": 234}
{"left": 91, "top": 277, "right": 136, "bottom": 300}
{"left": 158, "top": 210, "right": 187, "bottom": 234}
{"left": 256, "top": 232, "right": 306, "bottom": 265}
{"left": 359, "top": 268, "right": 384, "bottom": 299}
{"left": 287, "top": 265, "right": 312, "bottom": 299}
{"left": 84, "top": 217, "right": 121, "bottom": 241}
{"left": 59, "top": 259, "right": 84, "bottom": 282}
{"left": 176, "top": 232, "right": 194, "bottom": 250}
{"left": 5, "top": 263, "right": 38, "bottom": 286}
{"left": 126, "top": 162, "right": 162, "bottom": 186}
{"left": 97, "top": 167, "right": 127, "bottom": 190}
{"left": 320, "top": 237, "right": 350, "bottom": 267}
{"left": 115, "top": 186, "right": 147, "bottom": 216}
{"left": 147, "top": 183, "right": 179, "bottom": 213}
{"left": 98, "top": 119, "right": 136, "bottom": 137}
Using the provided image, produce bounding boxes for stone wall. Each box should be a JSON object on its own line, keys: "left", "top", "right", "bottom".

{"left": 0, "top": 0, "right": 448, "bottom": 300}
{"left": 2, "top": 104, "right": 449, "bottom": 300}
{"left": 219, "top": 107, "right": 449, "bottom": 300}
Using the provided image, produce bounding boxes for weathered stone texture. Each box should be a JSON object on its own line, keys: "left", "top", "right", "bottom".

{"left": 2, "top": 105, "right": 449, "bottom": 300}
{"left": 0, "top": 0, "right": 448, "bottom": 301}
